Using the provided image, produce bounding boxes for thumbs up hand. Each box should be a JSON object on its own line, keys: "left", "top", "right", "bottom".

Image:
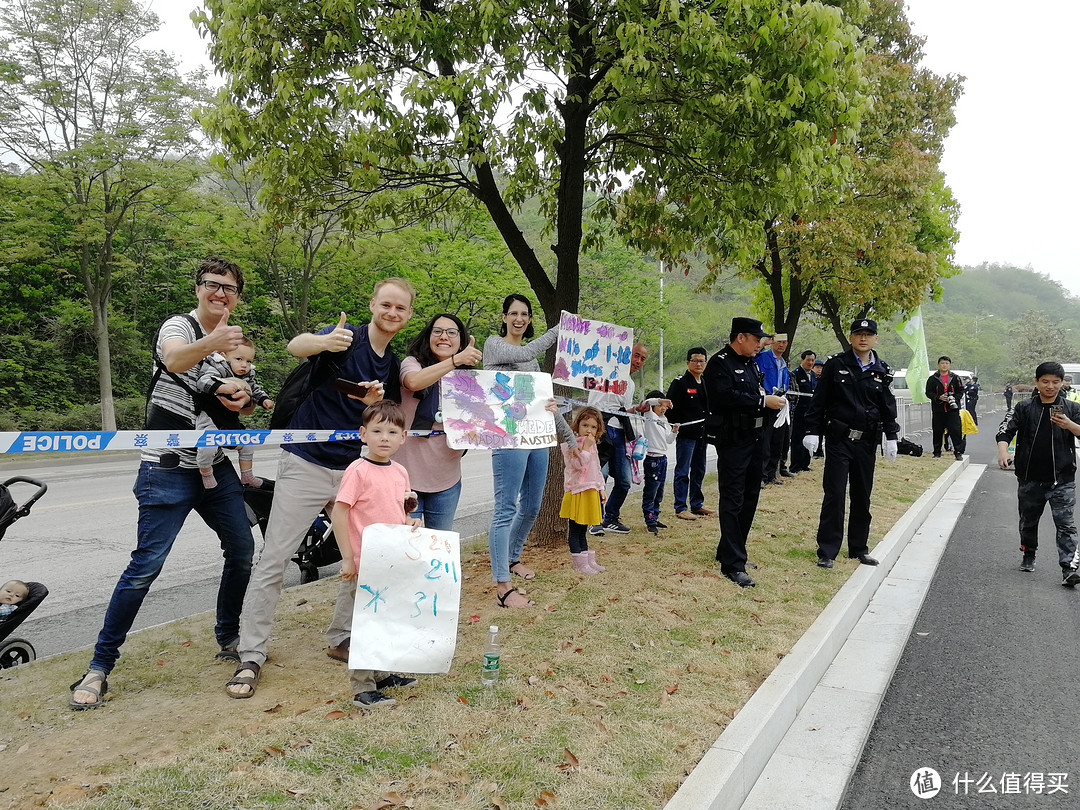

{"left": 324, "top": 312, "right": 354, "bottom": 353}
{"left": 453, "top": 335, "right": 482, "bottom": 368}
{"left": 210, "top": 308, "right": 244, "bottom": 354}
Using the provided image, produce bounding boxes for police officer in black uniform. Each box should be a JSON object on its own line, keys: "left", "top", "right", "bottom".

{"left": 803, "top": 319, "right": 900, "bottom": 569}
{"left": 789, "top": 349, "right": 818, "bottom": 473}
{"left": 703, "top": 317, "right": 786, "bottom": 588}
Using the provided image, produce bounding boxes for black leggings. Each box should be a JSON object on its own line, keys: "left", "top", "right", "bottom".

{"left": 567, "top": 520, "right": 590, "bottom": 554}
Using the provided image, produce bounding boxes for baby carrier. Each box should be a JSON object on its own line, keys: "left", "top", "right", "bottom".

{"left": 242, "top": 480, "right": 342, "bottom": 584}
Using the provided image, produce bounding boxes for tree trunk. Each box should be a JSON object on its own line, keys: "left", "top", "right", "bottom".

{"left": 92, "top": 295, "right": 117, "bottom": 430}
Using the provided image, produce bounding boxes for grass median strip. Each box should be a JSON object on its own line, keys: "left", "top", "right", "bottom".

{"left": 0, "top": 457, "right": 948, "bottom": 809}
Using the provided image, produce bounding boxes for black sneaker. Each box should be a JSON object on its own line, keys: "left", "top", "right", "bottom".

{"left": 1020, "top": 554, "right": 1036, "bottom": 573}
{"left": 587, "top": 525, "right": 605, "bottom": 537}
{"left": 352, "top": 690, "right": 397, "bottom": 708}
{"left": 779, "top": 469, "right": 796, "bottom": 478}
{"left": 654, "top": 520, "right": 669, "bottom": 529}
{"left": 816, "top": 556, "right": 834, "bottom": 569}
{"left": 375, "top": 674, "right": 418, "bottom": 690}
{"left": 602, "top": 519, "right": 631, "bottom": 534}
{"left": 646, "top": 524, "right": 659, "bottom": 535}
{"left": 954, "top": 452, "right": 964, "bottom": 461}
{"left": 1063, "top": 568, "right": 1080, "bottom": 587}
{"left": 215, "top": 637, "right": 240, "bottom": 662}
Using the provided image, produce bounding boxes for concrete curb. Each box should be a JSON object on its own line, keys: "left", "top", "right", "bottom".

{"left": 664, "top": 458, "right": 970, "bottom": 810}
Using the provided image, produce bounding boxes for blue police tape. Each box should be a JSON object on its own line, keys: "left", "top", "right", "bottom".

{"left": 1, "top": 427, "right": 444, "bottom": 454}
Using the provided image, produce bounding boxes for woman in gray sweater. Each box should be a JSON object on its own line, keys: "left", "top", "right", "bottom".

{"left": 483, "top": 294, "right": 575, "bottom": 607}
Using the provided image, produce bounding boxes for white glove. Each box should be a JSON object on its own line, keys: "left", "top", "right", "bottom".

{"left": 802, "top": 435, "right": 821, "bottom": 454}
{"left": 882, "top": 439, "right": 898, "bottom": 461}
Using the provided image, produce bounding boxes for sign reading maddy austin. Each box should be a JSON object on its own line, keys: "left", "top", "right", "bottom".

{"left": 552, "top": 311, "right": 634, "bottom": 395}
{"left": 439, "top": 370, "right": 557, "bottom": 451}
{"left": 349, "top": 524, "right": 462, "bottom": 674}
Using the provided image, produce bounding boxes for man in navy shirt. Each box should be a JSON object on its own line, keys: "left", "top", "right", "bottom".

{"left": 226, "top": 278, "right": 414, "bottom": 699}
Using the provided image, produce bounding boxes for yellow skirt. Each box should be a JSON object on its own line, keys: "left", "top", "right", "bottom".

{"left": 560, "top": 490, "right": 603, "bottom": 526}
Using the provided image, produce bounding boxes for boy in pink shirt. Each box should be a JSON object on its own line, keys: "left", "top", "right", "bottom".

{"left": 331, "top": 400, "right": 422, "bottom": 708}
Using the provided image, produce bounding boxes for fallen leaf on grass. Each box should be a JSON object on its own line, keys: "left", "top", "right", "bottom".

{"left": 517, "top": 696, "right": 533, "bottom": 709}
{"left": 492, "top": 798, "right": 508, "bottom": 810}
{"left": 325, "top": 710, "right": 347, "bottom": 720}
{"left": 263, "top": 704, "right": 283, "bottom": 714}
{"left": 534, "top": 789, "right": 557, "bottom": 806}
{"left": 527, "top": 675, "right": 541, "bottom": 686}
{"left": 286, "top": 788, "right": 311, "bottom": 796}
{"left": 156, "top": 659, "right": 165, "bottom": 666}
{"left": 264, "top": 746, "right": 285, "bottom": 757}
{"left": 702, "top": 571, "right": 721, "bottom": 580}
{"left": 556, "top": 748, "right": 579, "bottom": 771}
{"left": 468, "top": 615, "right": 481, "bottom": 623}
{"left": 665, "top": 684, "right": 679, "bottom": 695}
{"left": 457, "top": 696, "right": 469, "bottom": 705}
{"left": 181, "top": 640, "right": 192, "bottom": 647}
{"left": 600, "top": 673, "right": 612, "bottom": 682}
{"left": 590, "top": 699, "right": 607, "bottom": 708}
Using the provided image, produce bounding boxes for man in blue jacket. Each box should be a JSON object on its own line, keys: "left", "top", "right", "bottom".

{"left": 756, "top": 333, "right": 791, "bottom": 484}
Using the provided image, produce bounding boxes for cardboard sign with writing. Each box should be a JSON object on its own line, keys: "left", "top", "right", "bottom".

{"left": 440, "top": 369, "right": 557, "bottom": 450}
{"left": 552, "top": 310, "right": 634, "bottom": 394}
{"left": 349, "top": 524, "right": 462, "bottom": 674}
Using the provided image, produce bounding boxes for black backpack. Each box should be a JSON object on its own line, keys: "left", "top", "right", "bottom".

{"left": 897, "top": 437, "right": 923, "bottom": 457}
{"left": 269, "top": 335, "right": 357, "bottom": 430}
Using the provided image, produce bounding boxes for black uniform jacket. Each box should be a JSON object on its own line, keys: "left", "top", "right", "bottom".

{"left": 996, "top": 393, "right": 1080, "bottom": 484}
{"left": 666, "top": 371, "right": 708, "bottom": 440}
{"left": 792, "top": 365, "right": 817, "bottom": 416}
{"left": 805, "top": 350, "right": 899, "bottom": 441}
{"left": 701, "top": 345, "right": 767, "bottom": 445}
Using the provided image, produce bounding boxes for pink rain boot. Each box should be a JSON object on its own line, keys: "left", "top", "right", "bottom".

{"left": 571, "top": 552, "right": 597, "bottom": 574}
{"left": 586, "top": 549, "right": 606, "bottom": 572}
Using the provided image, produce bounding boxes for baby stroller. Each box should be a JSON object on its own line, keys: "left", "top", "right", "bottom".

{"left": 0, "top": 477, "right": 49, "bottom": 668}
{"left": 243, "top": 480, "right": 342, "bottom": 584}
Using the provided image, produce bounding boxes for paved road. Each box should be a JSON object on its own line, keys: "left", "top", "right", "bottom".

{"left": 842, "top": 407, "right": 1080, "bottom": 808}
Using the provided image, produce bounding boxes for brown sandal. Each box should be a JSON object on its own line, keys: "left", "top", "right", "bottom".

{"left": 225, "top": 661, "right": 261, "bottom": 699}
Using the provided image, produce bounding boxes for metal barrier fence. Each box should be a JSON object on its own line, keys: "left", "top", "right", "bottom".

{"left": 896, "top": 393, "right": 1006, "bottom": 441}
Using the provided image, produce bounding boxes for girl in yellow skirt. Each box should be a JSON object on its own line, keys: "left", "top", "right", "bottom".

{"left": 560, "top": 406, "right": 608, "bottom": 574}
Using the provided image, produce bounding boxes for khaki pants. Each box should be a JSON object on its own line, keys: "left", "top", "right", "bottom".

{"left": 237, "top": 451, "right": 345, "bottom": 666}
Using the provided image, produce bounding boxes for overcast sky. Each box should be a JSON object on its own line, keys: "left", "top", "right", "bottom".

{"left": 145, "top": 1, "right": 1080, "bottom": 296}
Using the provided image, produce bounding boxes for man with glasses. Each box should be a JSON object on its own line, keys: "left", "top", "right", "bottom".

{"left": 70, "top": 257, "right": 256, "bottom": 709}
{"left": 226, "top": 277, "right": 415, "bottom": 699}
{"left": 666, "top": 347, "right": 712, "bottom": 520}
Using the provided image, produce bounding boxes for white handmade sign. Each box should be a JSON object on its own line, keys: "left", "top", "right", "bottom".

{"left": 349, "top": 524, "right": 462, "bottom": 674}
{"left": 552, "top": 310, "right": 634, "bottom": 394}
{"left": 440, "top": 369, "right": 557, "bottom": 450}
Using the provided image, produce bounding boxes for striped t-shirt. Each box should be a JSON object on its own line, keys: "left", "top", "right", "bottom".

{"left": 143, "top": 311, "right": 223, "bottom": 468}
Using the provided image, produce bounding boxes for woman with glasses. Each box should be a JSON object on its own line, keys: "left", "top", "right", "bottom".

{"left": 394, "top": 313, "right": 483, "bottom": 530}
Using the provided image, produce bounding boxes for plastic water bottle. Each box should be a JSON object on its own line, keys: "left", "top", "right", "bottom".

{"left": 481, "top": 625, "right": 500, "bottom": 685}
{"left": 632, "top": 435, "right": 648, "bottom": 460}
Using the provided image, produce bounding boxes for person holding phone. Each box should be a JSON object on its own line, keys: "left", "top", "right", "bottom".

{"left": 394, "top": 313, "right": 483, "bottom": 530}
{"left": 227, "top": 278, "right": 414, "bottom": 699}
{"left": 70, "top": 257, "right": 256, "bottom": 709}
{"left": 996, "top": 361, "right": 1080, "bottom": 584}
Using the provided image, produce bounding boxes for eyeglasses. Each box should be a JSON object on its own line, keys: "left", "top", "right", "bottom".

{"left": 431, "top": 327, "right": 460, "bottom": 337}
{"left": 197, "top": 279, "right": 239, "bottom": 296}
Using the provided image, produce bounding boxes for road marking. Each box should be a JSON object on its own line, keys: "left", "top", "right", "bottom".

{"left": 36, "top": 495, "right": 130, "bottom": 510}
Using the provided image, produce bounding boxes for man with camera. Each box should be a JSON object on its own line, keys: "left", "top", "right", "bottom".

{"left": 925, "top": 355, "right": 966, "bottom": 460}
{"left": 803, "top": 319, "right": 899, "bottom": 570}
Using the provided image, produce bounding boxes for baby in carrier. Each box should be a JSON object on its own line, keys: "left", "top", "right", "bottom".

{"left": 0, "top": 580, "right": 28, "bottom": 617}
{"left": 195, "top": 337, "right": 275, "bottom": 489}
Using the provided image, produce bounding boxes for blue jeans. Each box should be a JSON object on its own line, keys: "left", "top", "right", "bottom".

{"left": 673, "top": 434, "right": 707, "bottom": 513}
{"left": 642, "top": 454, "right": 668, "bottom": 525}
{"left": 489, "top": 447, "right": 548, "bottom": 582}
{"left": 603, "top": 425, "right": 631, "bottom": 522}
{"left": 89, "top": 459, "right": 254, "bottom": 674}
{"left": 411, "top": 479, "right": 463, "bottom": 532}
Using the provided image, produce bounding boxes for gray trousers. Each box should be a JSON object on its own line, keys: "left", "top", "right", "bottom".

{"left": 237, "top": 450, "right": 352, "bottom": 665}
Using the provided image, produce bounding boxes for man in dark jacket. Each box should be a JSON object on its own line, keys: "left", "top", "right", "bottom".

{"left": 804, "top": 319, "right": 899, "bottom": 569}
{"left": 666, "top": 347, "right": 711, "bottom": 520}
{"left": 702, "top": 318, "right": 785, "bottom": 587}
{"left": 925, "top": 356, "right": 966, "bottom": 459}
{"left": 964, "top": 377, "right": 981, "bottom": 424}
{"left": 996, "top": 361, "right": 1080, "bottom": 585}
